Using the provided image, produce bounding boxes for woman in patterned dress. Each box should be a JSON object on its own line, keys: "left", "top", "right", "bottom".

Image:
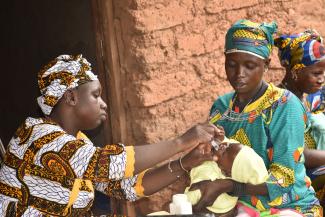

{"left": 189, "top": 20, "right": 322, "bottom": 216}
{"left": 0, "top": 54, "right": 221, "bottom": 216}
{"left": 275, "top": 30, "right": 325, "bottom": 207}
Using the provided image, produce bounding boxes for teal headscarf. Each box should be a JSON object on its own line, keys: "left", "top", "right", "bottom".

{"left": 225, "top": 19, "right": 278, "bottom": 59}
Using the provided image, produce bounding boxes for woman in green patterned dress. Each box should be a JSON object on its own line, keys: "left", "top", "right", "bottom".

{"left": 189, "top": 20, "right": 322, "bottom": 216}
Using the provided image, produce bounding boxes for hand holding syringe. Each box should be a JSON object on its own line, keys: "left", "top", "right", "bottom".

{"left": 208, "top": 111, "right": 226, "bottom": 150}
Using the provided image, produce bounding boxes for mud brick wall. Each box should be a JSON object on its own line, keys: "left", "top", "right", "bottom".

{"left": 112, "top": 0, "right": 325, "bottom": 213}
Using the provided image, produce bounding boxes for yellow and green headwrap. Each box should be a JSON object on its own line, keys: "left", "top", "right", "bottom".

{"left": 274, "top": 30, "right": 325, "bottom": 71}
{"left": 225, "top": 19, "right": 277, "bottom": 59}
{"left": 37, "top": 54, "right": 98, "bottom": 115}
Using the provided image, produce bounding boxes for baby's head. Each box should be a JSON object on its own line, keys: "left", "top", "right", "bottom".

{"left": 216, "top": 143, "right": 268, "bottom": 184}
{"left": 215, "top": 143, "right": 242, "bottom": 177}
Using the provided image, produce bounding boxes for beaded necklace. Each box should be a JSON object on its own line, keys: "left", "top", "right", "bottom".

{"left": 232, "top": 82, "right": 268, "bottom": 114}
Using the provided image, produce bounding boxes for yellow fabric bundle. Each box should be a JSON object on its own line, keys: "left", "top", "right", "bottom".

{"left": 185, "top": 144, "right": 268, "bottom": 214}
{"left": 185, "top": 161, "right": 238, "bottom": 213}
{"left": 231, "top": 146, "right": 268, "bottom": 184}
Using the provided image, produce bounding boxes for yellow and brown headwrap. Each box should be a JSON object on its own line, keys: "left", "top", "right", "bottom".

{"left": 37, "top": 54, "right": 98, "bottom": 115}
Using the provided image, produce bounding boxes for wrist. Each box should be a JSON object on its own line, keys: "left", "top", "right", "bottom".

{"left": 215, "top": 179, "right": 234, "bottom": 193}
{"left": 228, "top": 180, "right": 247, "bottom": 197}
{"left": 179, "top": 154, "right": 190, "bottom": 173}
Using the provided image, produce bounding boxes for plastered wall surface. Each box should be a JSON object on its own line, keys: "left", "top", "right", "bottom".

{"left": 112, "top": 0, "right": 325, "bottom": 213}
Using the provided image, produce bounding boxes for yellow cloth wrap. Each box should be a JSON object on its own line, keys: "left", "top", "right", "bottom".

{"left": 125, "top": 146, "right": 135, "bottom": 178}
{"left": 231, "top": 146, "right": 268, "bottom": 184}
{"left": 134, "top": 169, "right": 148, "bottom": 197}
{"left": 185, "top": 145, "right": 268, "bottom": 214}
{"left": 185, "top": 161, "right": 238, "bottom": 214}
{"left": 63, "top": 179, "right": 94, "bottom": 216}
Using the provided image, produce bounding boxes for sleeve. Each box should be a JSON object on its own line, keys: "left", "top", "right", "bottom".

{"left": 75, "top": 132, "right": 146, "bottom": 200}
{"left": 76, "top": 132, "right": 136, "bottom": 180}
{"left": 94, "top": 170, "right": 147, "bottom": 201}
{"left": 77, "top": 140, "right": 146, "bottom": 201}
{"left": 93, "top": 144, "right": 135, "bottom": 181}
{"left": 264, "top": 96, "right": 306, "bottom": 203}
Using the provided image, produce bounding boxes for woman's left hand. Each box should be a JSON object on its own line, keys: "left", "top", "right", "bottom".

{"left": 189, "top": 179, "right": 233, "bottom": 212}
{"left": 181, "top": 143, "right": 218, "bottom": 171}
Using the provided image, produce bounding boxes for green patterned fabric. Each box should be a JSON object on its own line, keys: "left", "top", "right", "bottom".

{"left": 225, "top": 19, "right": 277, "bottom": 59}
{"left": 209, "top": 84, "right": 322, "bottom": 216}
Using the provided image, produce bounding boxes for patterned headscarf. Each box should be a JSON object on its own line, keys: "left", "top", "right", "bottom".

{"left": 275, "top": 30, "right": 325, "bottom": 71}
{"left": 225, "top": 19, "right": 278, "bottom": 59}
{"left": 37, "top": 54, "right": 98, "bottom": 115}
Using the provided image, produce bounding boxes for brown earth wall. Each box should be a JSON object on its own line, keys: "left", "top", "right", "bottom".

{"left": 112, "top": 0, "right": 325, "bottom": 214}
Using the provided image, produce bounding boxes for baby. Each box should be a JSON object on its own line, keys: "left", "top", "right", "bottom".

{"left": 185, "top": 140, "right": 268, "bottom": 216}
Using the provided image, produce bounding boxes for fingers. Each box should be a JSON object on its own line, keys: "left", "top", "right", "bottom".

{"left": 200, "top": 123, "right": 221, "bottom": 143}
{"left": 197, "top": 143, "right": 216, "bottom": 161}
{"left": 193, "top": 193, "right": 215, "bottom": 213}
{"left": 212, "top": 152, "right": 218, "bottom": 162}
{"left": 189, "top": 182, "right": 202, "bottom": 191}
{"left": 197, "top": 143, "right": 211, "bottom": 153}
{"left": 193, "top": 197, "right": 207, "bottom": 213}
{"left": 202, "top": 123, "right": 225, "bottom": 142}
{"left": 186, "top": 123, "right": 225, "bottom": 149}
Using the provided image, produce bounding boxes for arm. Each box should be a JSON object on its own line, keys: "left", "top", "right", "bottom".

{"left": 188, "top": 179, "right": 268, "bottom": 212}
{"left": 132, "top": 123, "right": 220, "bottom": 175}
{"left": 141, "top": 143, "right": 217, "bottom": 195}
{"left": 79, "top": 122, "right": 220, "bottom": 182}
{"left": 304, "top": 112, "right": 325, "bottom": 168}
{"left": 94, "top": 143, "right": 217, "bottom": 201}
{"left": 304, "top": 147, "right": 325, "bottom": 168}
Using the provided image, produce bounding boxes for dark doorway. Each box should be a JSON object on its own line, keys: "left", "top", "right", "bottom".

{"left": 0, "top": 0, "right": 105, "bottom": 145}
{"left": 0, "top": 0, "right": 111, "bottom": 214}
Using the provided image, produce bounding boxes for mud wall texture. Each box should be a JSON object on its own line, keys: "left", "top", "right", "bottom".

{"left": 112, "top": 0, "right": 325, "bottom": 214}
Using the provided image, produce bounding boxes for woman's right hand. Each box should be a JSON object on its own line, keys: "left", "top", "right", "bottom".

{"left": 189, "top": 179, "right": 233, "bottom": 212}
{"left": 178, "top": 123, "right": 224, "bottom": 151}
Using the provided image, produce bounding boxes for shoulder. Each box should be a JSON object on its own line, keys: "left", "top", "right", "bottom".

{"left": 11, "top": 117, "right": 93, "bottom": 149}
{"left": 277, "top": 88, "right": 305, "bottom": 113}
{"left": 13, "top": 117, "right": 62, "bottom": 141}
{"left": 210, "top": 92, "right": 235, "bottom": 116}
{"left": 269, "top": 88, "right": 307, "bottom": 128}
